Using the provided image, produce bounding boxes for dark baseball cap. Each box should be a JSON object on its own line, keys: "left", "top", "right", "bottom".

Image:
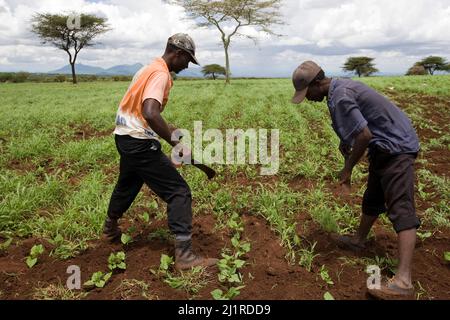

{"left": 291, "top": 61, "right": 322, "bottom": 104}
{"left": 168, "top": 33, "right": 200, "bottom": 65}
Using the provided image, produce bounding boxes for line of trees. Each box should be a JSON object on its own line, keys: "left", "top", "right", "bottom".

{"left": 0, "top": 73, "right": 133, "bottom": 83}
{"left": 23, "top": 4, "right": 450, "bottom": 84}
{"left": 406, "top": 56, "right": 450, "bottom": 76}
{"left": 341, "top": 55, "right": 450, "bottom": 78}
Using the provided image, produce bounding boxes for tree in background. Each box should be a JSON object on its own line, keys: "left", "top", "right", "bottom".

{"left": 31, "top": 12, "right": 110, "bottom": 84}
{"left": 169, "top": 0, "right": 284, "bottom": 84}
{"left": 202, "top": 64, "right": 226, "bottom": 80}
{"left": 406, "top": 63, "right": 427, "bottom": 76}
{"left": 416, "top": 56, "right": 450, "bottom": 75}
{"left": 342, "top": 57, "right": 379, "bottom": 77}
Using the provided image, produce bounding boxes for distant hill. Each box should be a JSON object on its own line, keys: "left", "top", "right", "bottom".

{"left": 49, "top": 63, "right": 144, "bottom": 76}
{"left": 49, "top": 63, "right": 207, "bottom": 78}
{"left": 178, "top": 67, "right": 203, "bottom": 78}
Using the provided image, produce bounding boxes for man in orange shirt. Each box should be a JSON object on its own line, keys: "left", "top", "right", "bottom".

{"left": 104, "top": 33, "right": 217, "bottom": 271}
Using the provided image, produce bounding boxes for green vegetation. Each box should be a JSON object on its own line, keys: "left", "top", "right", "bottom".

{"left": 26, "top": 244, "right": 45, "bottom": 268}
{"left": 150, "top": 254, "right": 211, "bottom": 295}
{"left": 84, "top": 271, "right": 112, "bottom": 288}
{"left": 33, "top": 282, "right": 88, "bottom": 300}
{"left": 212, "top": 212, "right": 250, "bottom": 300}
{"left": 1, "top": 75, "right": 449, "bottom": 299}
{"left": 108, "top": 251, "right": 127, "bottom": 271}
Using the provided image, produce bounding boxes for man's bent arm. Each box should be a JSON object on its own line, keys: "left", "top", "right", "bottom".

{"left": 142, "top": 98, "right": 178, "bottom": 147}
{"left": 344, "top": 126, "right": 373, "bottom": 171}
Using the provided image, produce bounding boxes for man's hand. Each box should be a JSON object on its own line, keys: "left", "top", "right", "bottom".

{"left": 168, "top": 123, "right": 177, "bottom": 135}
{"left": 338, "top": 167, "right": 352, "bottom": 194}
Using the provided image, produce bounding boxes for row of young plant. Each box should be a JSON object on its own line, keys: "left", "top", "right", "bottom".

{"left": 211, "top": 212, "right": 251, "bottom": 300}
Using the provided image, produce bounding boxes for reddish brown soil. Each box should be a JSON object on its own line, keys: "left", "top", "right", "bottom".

{"left": 1, "top": 92, "right": 449, "bottom": 300}
{"left": 1, "top": 211, "right": 449, "bottom": 300}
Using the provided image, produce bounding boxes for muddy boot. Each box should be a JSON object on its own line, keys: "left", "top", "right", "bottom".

{"left": 102, "top": 217, "right": 122, "bottom": 242}
{"left": 174, "top": 239, "right": 218, "bottom": 271}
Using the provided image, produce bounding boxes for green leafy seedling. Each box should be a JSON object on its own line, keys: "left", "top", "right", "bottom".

{"left": 150, "top": 254, "right": 174, "bottom": 276}
{"left": 324, "top": 292, "right": 335, "bottom": 300}
{"left": 108, "top": 251, "right": 126, "bottom": 271}
{"left": 417, "top": 231, "right": 432, "bottom": 241}
{"left": 0, "top": 238, "right": 12, "bottom": 252}
{"left": 149, "top": 200, "right": 158, "bottom": 210}
{"left": 319, "top": 265, "right": 334, "bottom": 285}
{"left": 121, "top": 233, "right": 132, "bottom": 245}
{"left": 211, "top": 288, "right": 226, "bottom": 300}
{"left": 159, "top": 254, "right": 174, "bottom": 271}
{"left": 84, "top": 271, "right": 112, "bottom": 288}
{"left": 26, "top": 244, "right": 44, "bottom": 268}
{"left": 211, "top": 286, "right": 245, "bottom": 300}
{"left": 444, "top": 252, "right": 450, "bottom": 263}
{"left": 141, "top": 212, "right": 150, "bottom": 223}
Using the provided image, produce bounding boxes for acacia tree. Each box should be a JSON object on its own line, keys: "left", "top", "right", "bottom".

{"left": 416, "top": 56, "right": 450, "bottom": 75}
{"left": 31, "top": 12, "right": 110, "bottom": 84}
{"left": 406, "top": 63, "right": 427, "bottom": 76}
{"left": 169, "top": 0, "right": 284, "bottom": 84}
{"left": 342, "top": 57, "right": 379, "bottom": 77}
{"left": 202, "top": 64, "right": 226, "bottom": 79}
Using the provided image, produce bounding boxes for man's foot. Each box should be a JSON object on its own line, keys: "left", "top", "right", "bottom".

{"left": 174, "top": 239, "right": 218, "bottom": 271}
{"left": 331, "top": 234, "right": 366, "bottom": 252}
{"left": 102, "top": 217, "right": 122, "bottom": 242}
{"left": 367, "top": 277, "right": 415, "bottom": 300}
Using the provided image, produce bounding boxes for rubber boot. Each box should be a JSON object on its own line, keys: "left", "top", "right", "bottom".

{"left": 174, "top": 239, "right": 218, "bottom": 271}
{"left": 102, "top": 217, "right": 122, "bottom": 242}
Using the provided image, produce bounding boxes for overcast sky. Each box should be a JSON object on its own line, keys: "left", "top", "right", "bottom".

{"left": 1, "top": 0, "right": 449, "bottom": 77}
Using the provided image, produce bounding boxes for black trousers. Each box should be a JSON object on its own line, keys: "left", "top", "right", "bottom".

{"left": 107, "top": 135, "right": 192, "bottom": 236}
{"left": 363, "top": 150, "right": 421, "bottom": 233}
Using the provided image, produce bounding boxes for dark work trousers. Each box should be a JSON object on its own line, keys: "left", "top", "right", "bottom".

{"left": 362, "top": 149, "right": 421, "bottom": 233}
{"left": 107, "top": 134, "right": 192, "bottom": 237}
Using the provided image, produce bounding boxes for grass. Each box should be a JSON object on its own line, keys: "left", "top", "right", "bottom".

{"left": 254, "top": 183, "right": 301, "bottom": 263}
{"left": 151, "top": 254, "right": 212, "bottom": 295}
{"left": 32, "top": 282, "right": 88, "bottom": 300}
{"left": 114, "top": 279, "right": 156, "bottom": 300}
{"left": 299, "top": 241, "right": 320, "bottom": 272}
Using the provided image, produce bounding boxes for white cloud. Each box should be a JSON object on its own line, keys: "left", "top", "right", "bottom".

{"left": 0, "top": 0, "right": 449, "bottom": 75}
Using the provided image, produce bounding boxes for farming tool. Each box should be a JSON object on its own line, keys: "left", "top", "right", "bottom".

{"left": 191, "top": 158, "right": 216, "bottom": 180}
{"left": 173, "top": 127, "right": 216, "bottom": 180}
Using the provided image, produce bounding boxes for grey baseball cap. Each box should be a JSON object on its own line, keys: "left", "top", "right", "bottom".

{"left": 291, "top": 61, "right": 322, "bottom": 104}
{"left": 168, "top": 33, "right": 200, "bottom": 65}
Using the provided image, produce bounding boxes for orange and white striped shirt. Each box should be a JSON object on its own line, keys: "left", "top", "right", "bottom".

{"left": 114, "top": 58, "right": 173, "bottom": 140}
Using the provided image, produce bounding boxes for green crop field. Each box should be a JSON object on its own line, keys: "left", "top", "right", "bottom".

{"left": 0, "top": 75, "right": 449, "bottom": 300}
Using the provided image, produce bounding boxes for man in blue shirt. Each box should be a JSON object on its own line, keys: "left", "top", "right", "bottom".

{"left": 292, "top": 61, "right": 421, "bottom": 299}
